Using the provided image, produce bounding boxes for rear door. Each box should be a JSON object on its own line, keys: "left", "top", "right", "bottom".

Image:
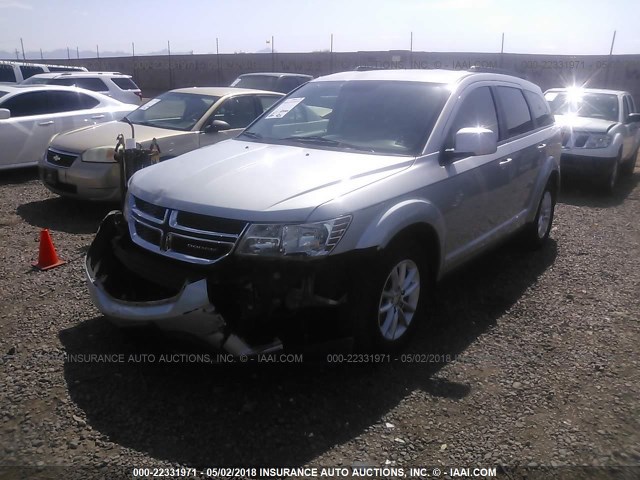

{"left": 0, "top": 91, "right": 54, "bottom": 167}
{"left": 45, "top": 90, "right": 106, "bottom": 133}
{"left": 493, "top": 86, "right": 540, "bottom": 222}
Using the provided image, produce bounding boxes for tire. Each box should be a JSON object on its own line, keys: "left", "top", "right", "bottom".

{"left": 350, "top": 239, "right": 430, "bottom": 353}
{"left": 602, "top": 151, "right": 621, "bottom": 194}
{"left": 522, "top": 181, "right": 556, "bottom": 250}
{"left": 621, "top": 146, "right": 638, "bottom": 177}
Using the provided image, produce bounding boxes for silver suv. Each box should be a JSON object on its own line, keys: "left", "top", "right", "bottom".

{"left": 86, "top": 69, "right": 561, "bottom": 354}
{"left": 22, "top": 72, "right": 142, "bottom": 105}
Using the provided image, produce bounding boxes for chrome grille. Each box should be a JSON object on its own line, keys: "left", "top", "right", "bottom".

{"left": 46, "top": 148, "right": 78, "bottom": 168}
{"left": 129, "top": 196, "right": 247, "bottom": 265}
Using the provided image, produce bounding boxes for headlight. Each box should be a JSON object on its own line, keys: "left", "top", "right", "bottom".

{"left": 235, "top": 216, "right": 352, "bottom": 258}
{"left": 81, "top": 146, "right": 116, "bottom": 163}
{"left": 584, "top": 134, "right": 612, "bottom": 149}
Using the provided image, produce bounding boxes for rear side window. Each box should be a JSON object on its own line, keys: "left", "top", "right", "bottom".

{"left": 278, "top": 77, "right": 302, "bottom": 93}
{"left": 19, "top": 65, "right": 46, "bottom": 80}
{"left": 47, "top": 91, "right": 100, "bottom": 112}
{"left": 495, "top": 87, "right": 534, "bottom": 138}
{"left": 523, "top": 90, "right": 553, "bottom": 128}
{"left": 258, "top": 95, "right": 280, "bottom": 112}
{"left": 51, "top": 77, "right": 108, "bottom": 92}
{"left": 0, "top": 65, "right": 17, "bottom": 82}
{"left": 112, "top": 77, "right": 139, "bottom": 90}
{"left": 1, "top": 91, "right": 51, "bottom": 116}
{"left": 446, "top": 86, "right": 499, "bottom": 148}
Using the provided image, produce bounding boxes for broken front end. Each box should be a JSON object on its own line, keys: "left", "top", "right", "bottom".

{"left": 85, "top": 207, "right": 371, "bottom": 355}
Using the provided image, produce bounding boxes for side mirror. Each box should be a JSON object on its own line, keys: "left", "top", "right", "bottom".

{"left": 0, "top": 108, "right": 10, "bottom": 120}
{"left": 626, "top": 113, "right": 640, "bottom": 123}
{"left": 205, "top": 119, "right": 231, "bottom": 133}
{"left": 453, "top": 127, "right": 497, "bottom": 156}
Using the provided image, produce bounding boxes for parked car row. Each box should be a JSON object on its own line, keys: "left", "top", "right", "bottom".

{"left": 1, "top": 66, "right": 638, "bottom": 355}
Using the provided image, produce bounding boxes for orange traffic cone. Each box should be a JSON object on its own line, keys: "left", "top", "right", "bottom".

{"left": 32, "top": 229, "right": 66, "bottom": 271}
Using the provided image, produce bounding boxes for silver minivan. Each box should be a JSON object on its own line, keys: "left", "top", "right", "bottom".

{"left": 86, "top": 69, "right": 561, "bottom": 354}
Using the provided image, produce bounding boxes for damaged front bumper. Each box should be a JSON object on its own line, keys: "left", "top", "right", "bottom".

{"left": 85, "top": 211, "right": 371, "bottom": 354}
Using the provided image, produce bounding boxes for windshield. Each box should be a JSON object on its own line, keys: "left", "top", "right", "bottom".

{"left": 241, "top": 80, "right": 450, "bottom": 155}
{"left": 545, "top": 91, "right": 619, "bottom": 122}
{"left": 125, "top": 91, "right": 220, "bottom": 131}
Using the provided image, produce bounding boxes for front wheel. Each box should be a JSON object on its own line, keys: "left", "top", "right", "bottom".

{"left": 621, "top": 146, "right": 638, "bottom": 177}
{"left": 603, "top": 156, "right": 619, "bottom": 194}
{"left": 350, "top": 240, "right": 429, "bottom": 352}
{"left": 522, "top": 181, "right": 556, "bottom": 250}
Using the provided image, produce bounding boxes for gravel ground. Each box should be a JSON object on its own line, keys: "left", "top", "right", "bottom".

{"left": 0, "top": 164, "right": 639, "bottom": 480}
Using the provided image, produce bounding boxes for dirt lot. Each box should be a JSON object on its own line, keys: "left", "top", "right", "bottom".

{"left": 0, "top": 165, "right": 639, "bottom": 480}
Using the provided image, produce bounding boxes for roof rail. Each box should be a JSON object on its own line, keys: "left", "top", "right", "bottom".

{"left": 467, "top": 65, "right": 524, "bottom": 78}
{"left": 354, "top": 65, "right": 385, "bottom": 71}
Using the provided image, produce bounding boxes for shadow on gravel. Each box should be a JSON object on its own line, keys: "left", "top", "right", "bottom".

{"left": 0, "top": 166, "right": 39, "bottom": 185}
{"left": 559, "top": 171, "right": 639, "bottom": 208}
{"left": 59, "top": 238, "right": 557, "bottom": 467}
{"left": 17, "top": 197, "right": 115, "bottom": 234}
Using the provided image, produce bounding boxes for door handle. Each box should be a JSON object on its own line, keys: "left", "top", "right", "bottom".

{"left": 90, "top": 115, "right": 105, "bottom": 119}
{"left": 499, "top": 158, "right": 512, "bottom": 165}
{"left": 537, "top": 143, "right": 547, "bottom": 149}
{"left": 38, "top": 121, "right": 54, "bottom": 126}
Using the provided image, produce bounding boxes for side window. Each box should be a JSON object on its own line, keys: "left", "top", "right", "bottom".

{"left": 446, "top": 86, "right": 498, "bottom": 148}
{"left": 19, "top": 65, "right": 46, "bottom": 80}
{"left": 495, "top": 87, "right": 534, "bottom": 138}
{"left": 627, "top": 95, "right": 637, "bottom": 113}
{"left": 1, "top": 91, "right": 51, "bottom": 116}
{"left": 47, "top": 91, "right": 98, "bottom": 112}
{"left": 0, "top": 65, "right": 17, "bottom": 82}
{"left": 212, "top": 96, "right": 258, "bottom": 128}
{"left": 258, "top": 95, "right": 280, "bottom": 113}
{"left": 524, "top": 90, "right": 553, "bottom": 128}
{"left": 52, "top": 77, "right": 108, "bottom": 92}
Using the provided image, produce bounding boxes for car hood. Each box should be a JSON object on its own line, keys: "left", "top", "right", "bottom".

{"left": 129, "top": 140, "right": 414, "bottom": 222}
{"left": 554, "top": 115, "right": 618, "bottom": 133}
{"left": 50, "top": 121, "right": 193, "bottom": 153}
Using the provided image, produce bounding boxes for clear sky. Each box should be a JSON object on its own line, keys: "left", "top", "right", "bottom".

{"left": 1, "top": 0, "right": 639, "bottom": 57}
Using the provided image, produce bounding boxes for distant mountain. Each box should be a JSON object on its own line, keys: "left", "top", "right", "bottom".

{"left": 0, "top": 48, "right": 195, "bottom": 61}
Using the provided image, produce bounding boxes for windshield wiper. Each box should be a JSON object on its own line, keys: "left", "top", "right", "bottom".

{"left": 240, "top": 131, "right": 263, "bottom": 139}
{"left": 281, "top": 135, "right": 340, "bottom": 145}
{"left": 281, "top": 135, "right": 375, "bottom": 152}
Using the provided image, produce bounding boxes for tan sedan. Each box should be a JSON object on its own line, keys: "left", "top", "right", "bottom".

{"left": 39, "top": 87, "right": 283, "bottom": 201}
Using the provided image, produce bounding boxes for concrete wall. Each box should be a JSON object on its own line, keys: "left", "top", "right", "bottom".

{"left": 47, "top": 51, "right": 640, "bottom": 103}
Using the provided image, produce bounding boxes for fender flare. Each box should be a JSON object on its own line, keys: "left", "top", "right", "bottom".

{"left": 355, "top": 198, "right": 446, "bottom": 272}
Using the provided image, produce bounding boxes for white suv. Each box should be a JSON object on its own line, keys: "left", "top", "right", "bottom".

{"left": 545, "top": 87, "right": 640, "bottom": 192}
{"left": 22, "top": 72, "right": 142, "bottom": 105}
{"left": 86, "top": 69, "right": 561, "bottom": 354}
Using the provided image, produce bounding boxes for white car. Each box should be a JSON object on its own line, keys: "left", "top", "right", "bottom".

{"left": 22, "top": 72, "right": 143, "bottom": 105}
{"left": 545, "top": 87, "right": 640, "bottom": 192}
{"left": 0, "top": 85, "right": 136, "bottom": 171}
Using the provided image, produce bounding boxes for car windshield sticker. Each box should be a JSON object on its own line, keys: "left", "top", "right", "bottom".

{"left": 266, "top": 97, "right": 305, "bottom": 119}
{"left": 139, "top": 98, "right": 161, "bottom": 110}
